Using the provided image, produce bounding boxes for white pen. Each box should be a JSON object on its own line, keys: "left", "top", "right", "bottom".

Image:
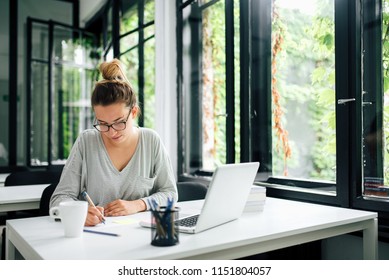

{"left": 82, "top": 191, "right": 106, "bottom": 224}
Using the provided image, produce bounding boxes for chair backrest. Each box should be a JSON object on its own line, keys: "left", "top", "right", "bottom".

{"left": 177, "top": 181, "right": 208, "bottom": 202}
{"left": 0, "top": 165, "right": 29, "bottom": 173}
{"left": 39, "top": 183, "right": 58, "bottom": 216}
{"left": 4, "top": 170, "right": 62, "bottom": 186}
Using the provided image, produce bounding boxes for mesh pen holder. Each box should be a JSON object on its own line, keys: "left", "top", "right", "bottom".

{"left": 150, "top": 206, "right": 179, "bottom": 246}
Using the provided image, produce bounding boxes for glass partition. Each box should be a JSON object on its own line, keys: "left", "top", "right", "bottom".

{"left": 28, "top": 19, "right": 99, "bottom": 166}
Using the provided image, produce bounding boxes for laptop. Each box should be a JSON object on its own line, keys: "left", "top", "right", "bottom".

{"left": 140, "top": 162, "right": 259, "bottom": 234}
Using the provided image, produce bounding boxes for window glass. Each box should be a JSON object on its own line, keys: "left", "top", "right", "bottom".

{"left": 271, "top": 0, "right": 336, "bottom": 183}
{"left": 362, "top": 0, "right": 389, "bottom": 198}
{"left": 181, "top": 0, "right": 227, "bottom": 172}
{"left": 178, "top": 0, "right": 389, "bottom": 214}
{"left": 120, "top": 1, "right": 139, "bottom": 40}
{"left": 120, "top": 0, "right": 155, "bottom": 128}
{"left": 383, "top": 0, "right": 389, "bottom": 192}
{"left": 143, "top": 5, "right": 155, "bottom": 129}
{"left": 32, "top": 23, "right": 49, "bottom": 60}
{"left": 29, "top": 22, "right": 98, "bottom": 166}
{"left": 144, "top": 0, "right": 155, "bottom": 23}
{"left": 30, "top": 61, "right": 49, "bottom": 165}
{"left": 178, "top": 0, "right": 256, "bottom": 174}
{"left": 0, "top": 0, "right": 9, "bottom": 166}
{"left": 234, "top": 0, "right": 241, "bottom": 163}
{"left": 201, "top": 1, "right": 227, "bottom": 169}
{"left": 106, "top": 5, "right": 113, "bottom": 47}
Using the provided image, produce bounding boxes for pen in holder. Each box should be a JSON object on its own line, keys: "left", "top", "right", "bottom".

{"left": 150, "top": 206, "right": 179, "bottom": 246}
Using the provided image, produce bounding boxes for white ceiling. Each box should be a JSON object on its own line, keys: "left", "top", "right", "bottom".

{"left": 79, "top": 0, "right": 107, "bottom": 27}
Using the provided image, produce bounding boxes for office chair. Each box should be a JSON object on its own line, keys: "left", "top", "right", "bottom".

{"left": 176, "top": 181, "right": 208, "bottom": 202}
{"left": 39, "top": 183, "right": 58, "bottom": 216}
{"left": 0, "top": 166, "right": 29, "bottom": 173}
{"left": 3, "top": 169, "right": 63, "bottom": 219}
{"left": 4, "top": 169, "right": 62, "bottom": 186}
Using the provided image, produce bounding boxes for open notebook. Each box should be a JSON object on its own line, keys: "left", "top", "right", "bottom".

{"left": 140, "top": 162, "right": 259, "bottom": 234}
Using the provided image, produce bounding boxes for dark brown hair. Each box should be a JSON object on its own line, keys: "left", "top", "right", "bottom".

{"left": 91, "top": 59, "right": 138, "bottom": 111}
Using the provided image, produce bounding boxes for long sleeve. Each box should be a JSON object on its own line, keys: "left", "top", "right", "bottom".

{"left": 50, "top": 128, "right": 177, "bottom": 210}
{"left": 50, "top": 135, "right": 84, "bottom": 208}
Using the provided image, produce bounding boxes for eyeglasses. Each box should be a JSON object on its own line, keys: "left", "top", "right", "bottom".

{"left": 93, "top": 111, "right": 131, "bottom": 132}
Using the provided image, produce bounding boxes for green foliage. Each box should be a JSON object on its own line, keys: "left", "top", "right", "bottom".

{"left": 272, "top": 1, "right": 336, "bottom": 181}
{"left": 120, "top": 0, "right": 155, "bottom": 128}
{"left": 234, "top": 0, "right": 241, "bottom": 163}
{"left": 201, "top": 0, "right": 227, "bottom": 168}
{"left": 382, "top": 0, "right": 389, "bottom": 183}
{"left": 198, "top": 0, "right": 338, "bottom": 179}
{"left": 56, "top": 36, "right": 97, "bottom": 160}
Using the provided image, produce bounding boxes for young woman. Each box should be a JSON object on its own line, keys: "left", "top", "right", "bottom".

{"left": 50, "top": 59, "right": 177, "bottom": 226}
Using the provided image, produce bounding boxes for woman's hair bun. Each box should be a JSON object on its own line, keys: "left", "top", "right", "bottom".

{"left": 92, "top": 58, "right": 137, "bottom": 109}
{"left": 99, "top": 58, "right": 129, "bottom": 83}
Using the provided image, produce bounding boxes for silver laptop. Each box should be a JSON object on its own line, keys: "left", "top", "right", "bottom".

{"left": 140, "top": 162, "right": 259, "bottom": 234}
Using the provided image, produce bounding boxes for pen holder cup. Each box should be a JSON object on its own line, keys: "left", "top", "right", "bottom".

{"left": 150, "top": 206, "right": 179, "bottom": 247}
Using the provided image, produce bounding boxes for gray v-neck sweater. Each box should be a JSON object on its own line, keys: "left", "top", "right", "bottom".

{"left": 50, "top": 128, "right": 177, "bottom": 210}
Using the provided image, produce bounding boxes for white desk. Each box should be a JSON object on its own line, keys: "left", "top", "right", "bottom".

{"left": 6, "top": 197, "right": 378, "bottom": 260}
{"left": 0, "top": 184, "right": 49, "bottom": 212}
{"left": 0, "top": 173, "right": 10, "bottom": 187}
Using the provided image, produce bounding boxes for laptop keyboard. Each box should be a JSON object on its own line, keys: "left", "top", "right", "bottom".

{"left": 176, "top": 214, "right": 200, "bottom": 227}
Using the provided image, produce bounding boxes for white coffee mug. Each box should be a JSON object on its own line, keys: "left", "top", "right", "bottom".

{"left": 49, "top": 201, "right": 88, "bottom": 238}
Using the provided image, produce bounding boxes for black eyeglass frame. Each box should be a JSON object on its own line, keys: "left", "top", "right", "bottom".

{"left": 93, "top": 110, "right": 132, "bottom": 132}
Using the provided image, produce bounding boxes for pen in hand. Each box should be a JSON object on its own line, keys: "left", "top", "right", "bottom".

{"left": 82, "top": 191, "right": 106, "bottom": 224}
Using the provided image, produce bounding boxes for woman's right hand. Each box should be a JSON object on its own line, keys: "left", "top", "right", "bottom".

{"left": 85, "top": 205, "right": 105, "bottom": 226}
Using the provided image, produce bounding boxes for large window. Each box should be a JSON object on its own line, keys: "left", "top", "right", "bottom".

{"left": 24, "top": 0, "right": 157, "bottom": 167}
{"left": 362, "top": 0, "right": 389, "bottom": 201}
{"left": 177, "top": 0, "right": 389, "bottom": 221}
{"left": 178, "top": 0, "right": 240, "bottom": 174}
{"left": 27, "top": 19, "right": 98, "bottom": 167}
{"left": 3, "top": 1, "right": 156, "bottom": 169}
{"left": 88, "top": 0, "right": 156, "bottom": 129}
{"left": 271, "top": 0, "right": 336, "bottom": 183}
{"left": 120, "top": 0, "right": 156, "bottom": 128}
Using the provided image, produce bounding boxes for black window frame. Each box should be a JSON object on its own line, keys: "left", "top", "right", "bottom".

{"left": 6, "top": 0, "right": 78, "bottom": 169}
{"left": 176, "top": 0, "right": 389, "bottom": 231}
{"left": 85, "top": 0, "right": 155, "bottom": 128}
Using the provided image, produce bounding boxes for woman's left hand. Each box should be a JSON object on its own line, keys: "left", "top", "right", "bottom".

{"left": 104, "top": 199, "right": 146, "bottom": 216}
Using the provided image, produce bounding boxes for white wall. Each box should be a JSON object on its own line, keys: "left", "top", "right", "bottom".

{"left": 154, "top": 0, "right": 178, "bottom": 178}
